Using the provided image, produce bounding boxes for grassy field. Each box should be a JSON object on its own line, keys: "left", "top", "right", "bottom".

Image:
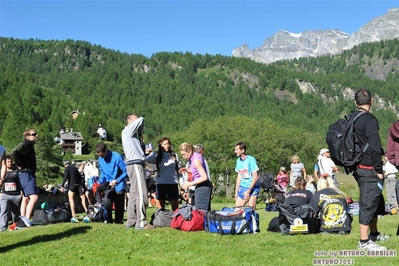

{"left": 1, "top": 174, "right": 398, "bottom": 266}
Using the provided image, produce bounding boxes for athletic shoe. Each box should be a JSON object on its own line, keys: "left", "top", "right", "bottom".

{"left": 369, "top": 233, "right": 390, "bottom": 242}
{"left": 358, "top": 240, "right": 387, "bottom": 251}
{"left": 71, "top": 217, "right": 79, "bottom": 223}
{"left": 8, "top": 222, "right": 18, "bottom": 231}
{"left": 135, "top": 224, "right": 154, "bottom": 230}
{"left": 19, "top": 216, "right": 32, "bottom": 227}
{"left": 83, "top": 216, "right": 90, "bottom": 223}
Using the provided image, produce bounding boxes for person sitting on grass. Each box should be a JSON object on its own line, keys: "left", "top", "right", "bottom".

{"left": 284, "top": 177, "right": 313, "bottom": 205}
{"left": 310, "top": 176, "right": 352, "bottom": 234}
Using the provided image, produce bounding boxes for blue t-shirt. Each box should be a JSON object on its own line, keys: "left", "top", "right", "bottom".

{"left": 235, "top": 155, "right": 259, "bottom": 188}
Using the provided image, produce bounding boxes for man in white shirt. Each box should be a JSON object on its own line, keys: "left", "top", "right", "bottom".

{"left": 317, "top": 148, "right": 339, "bottom": 188}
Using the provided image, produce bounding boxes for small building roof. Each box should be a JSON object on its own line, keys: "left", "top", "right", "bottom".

{"left": 60, "top": 131, "right": 83, "bottom": 141}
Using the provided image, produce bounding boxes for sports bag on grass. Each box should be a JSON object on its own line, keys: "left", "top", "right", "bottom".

{"left": 325, "top": 111, "right": 369, "bottom": 174}
{"left": 32, "top": 203, "right": 71, "bottom": 225}
{"left": 48, "top": 203, "right": 72, "bottom": 223}
{"left": 204, "top": 207, "right": 260, "bottom": 235}
{"left": 150, "top": 209, "right": 174, "bottom": 227}
{"left": 171, "top": 204, "right": 205, "bottom": 231}
{"left": 32, "top": 209, "right": 50, "bottom": 225}
{"left": 87, "top": 204, "right": 105, "bottom": 222}
{"left": 278, "top": 203, "right": 317, "bottom": 235}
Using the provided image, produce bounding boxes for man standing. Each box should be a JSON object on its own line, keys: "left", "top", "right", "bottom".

{"left": 122, "top": 114, "right": 152, "bottom": 229}
{"left": 61, "top": 160, "right": 82, "bottom": 223}
{"left": 352, "top": 89, "right": 388, "bottom": 251}
{"left": 95, "top": 143, "right": 127, "bottom": 224}
{"left": 10, "top": 128, "right": 38, "bottom": 226}
{"left": 234, "top": 141, "right": 260, "bottom": 210}
{"left": 317, "top": 148, "right": 339, "bottom": 188}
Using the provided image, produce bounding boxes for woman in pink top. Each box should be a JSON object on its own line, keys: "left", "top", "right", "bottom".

{"left": 179, "top": 142, "right": 212, "bottom": 211}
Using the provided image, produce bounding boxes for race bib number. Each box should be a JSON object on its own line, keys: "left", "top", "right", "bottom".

{"left": 4, "top": 182, "right": 17, "bottom": 192}
{"left": 238, "top": 169, "right": 250, "bottom": 179}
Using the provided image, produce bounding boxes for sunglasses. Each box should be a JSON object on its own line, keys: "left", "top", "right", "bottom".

{"left": 30, "top": 133, "right": 38, "bottom": 136}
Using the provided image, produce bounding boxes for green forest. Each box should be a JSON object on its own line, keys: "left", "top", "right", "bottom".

{"left": 0, "top": 37, "right": 398, "bottom": 189}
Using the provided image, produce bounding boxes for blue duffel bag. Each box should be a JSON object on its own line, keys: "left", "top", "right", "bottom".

{"left": 204, "top": 207, "right": 259, "bottom": 235}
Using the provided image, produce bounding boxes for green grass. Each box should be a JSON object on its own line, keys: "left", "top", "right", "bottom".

{"left": 1, "top": 207, "right": 397, "bottom": 266}
{"left": 1, "top": 176, "right": 398, "bottom": 266}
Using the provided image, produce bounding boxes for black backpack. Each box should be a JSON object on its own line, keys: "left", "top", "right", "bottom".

{"left": 258, "top": 173, "right": 275, "bottom": 190}
{"left": 325, "top": 111, "right": 369, "bottom": 174}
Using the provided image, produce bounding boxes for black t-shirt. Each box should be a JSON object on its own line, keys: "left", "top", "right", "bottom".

{"left": 353, "top": 110, "right": 383, "bottom": 174}
{"left": 310, "top": 187, "right": 352, "bottom": 232}
{"left": 284, "top": 189, "right": 313, "bottom": 205}
{"left": 62, "top": 164, "right": 81, "bottom": 188}
{"left": 79, "top": 171, "right": 86, "bottom": 187}
{"left": 2, "top": 170, "right": 22, "bottom": 195}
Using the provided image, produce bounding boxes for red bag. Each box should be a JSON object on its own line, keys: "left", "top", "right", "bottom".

{"left": 171, "top": 208, "right": 205, "bottom": 231}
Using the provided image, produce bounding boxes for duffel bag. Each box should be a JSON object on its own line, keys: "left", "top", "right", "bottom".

{"left": 48, "top": 203, "right": 72, "bottom": 223}
{"left": 151, "top": 209, "right": 174, "bottom": 227}
{"left": 171, "top": 204, "right": 205, "bottom": 231}
{"left": 204, "top": 207, "right": 259, "bottom": 235}
{"left": 32, "top": 209, "right": 50, "bottom": 225}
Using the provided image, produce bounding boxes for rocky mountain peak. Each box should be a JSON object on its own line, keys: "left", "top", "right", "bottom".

{"left": 232, "top": 8, "right": 399, "bottom": 64}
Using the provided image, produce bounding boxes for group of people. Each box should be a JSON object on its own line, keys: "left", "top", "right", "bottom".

{"left": 0, "top": 89, "right": 395, "bottom": 253}
{"left": 275, "top": 150, "right": 339, "bottom": 193}
{"left": 283, "top": 175, "right": 352, "bottom": 235}
{"left": 0, "top": 129, "right": 39, "bottom": 230}
{"left": 277, "top": 89, "right": 393, "bottom": 252}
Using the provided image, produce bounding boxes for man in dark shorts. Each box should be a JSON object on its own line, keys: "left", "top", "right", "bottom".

{"left": 11, "top": 128, "right": 39, "bottom": 226}
{"left": 352, "top": 89, "right": 388, "bottom": 251}
{"left": 61, "top": 160, "right": 82, "bottom": 223}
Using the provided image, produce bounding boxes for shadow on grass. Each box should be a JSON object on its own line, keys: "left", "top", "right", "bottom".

{"left": 0, "top": 226, "right": 91, "bottom": 253}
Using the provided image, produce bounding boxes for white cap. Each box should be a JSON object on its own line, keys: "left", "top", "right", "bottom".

{"left": 319, "top": 148, "right": 329, "bottom": 156}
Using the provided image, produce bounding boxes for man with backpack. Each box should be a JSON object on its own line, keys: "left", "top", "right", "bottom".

{"left": 351, "top": 89, "right": 388, "bottom": 251}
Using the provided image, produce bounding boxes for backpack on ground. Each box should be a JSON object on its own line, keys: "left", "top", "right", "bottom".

{"left": 325, "top": 111, "right": 369, "bottom": 174}
{"left": 47, "top": 203, "right": 72, "bottom": 223}
{"left": 150, "top": 209, "right": 175, "bottom": 227}
{"left": 32, "top": 209, "right": 50, "bottom": 225}
{"left": 267, "top": 216, "right": 281, "bottom": 232}
{"left": 204, "top": 207, "right": 260, "bottom": 235}
{"left": 86, "top": 204, "right": 105, "bottom": 222}
{"left": 278, "top": 203, "right": 317, "bottom": 235}
{"left": 94, "top": 182, "right": 116, "bottom": 209}
{"left": 170, "top": 204, "right": 205, "bottom": 231}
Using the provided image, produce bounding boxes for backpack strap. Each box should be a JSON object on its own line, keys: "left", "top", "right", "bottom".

{"left": 352, "top": 110, "right": 370, "bottom": 153}
{"left": 318, "top": 159, "right": 325, "bottom": 174}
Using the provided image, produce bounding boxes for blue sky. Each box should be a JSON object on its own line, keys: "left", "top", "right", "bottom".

{"left": 0, "top": 0, "right": 397, "bottom": 57}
